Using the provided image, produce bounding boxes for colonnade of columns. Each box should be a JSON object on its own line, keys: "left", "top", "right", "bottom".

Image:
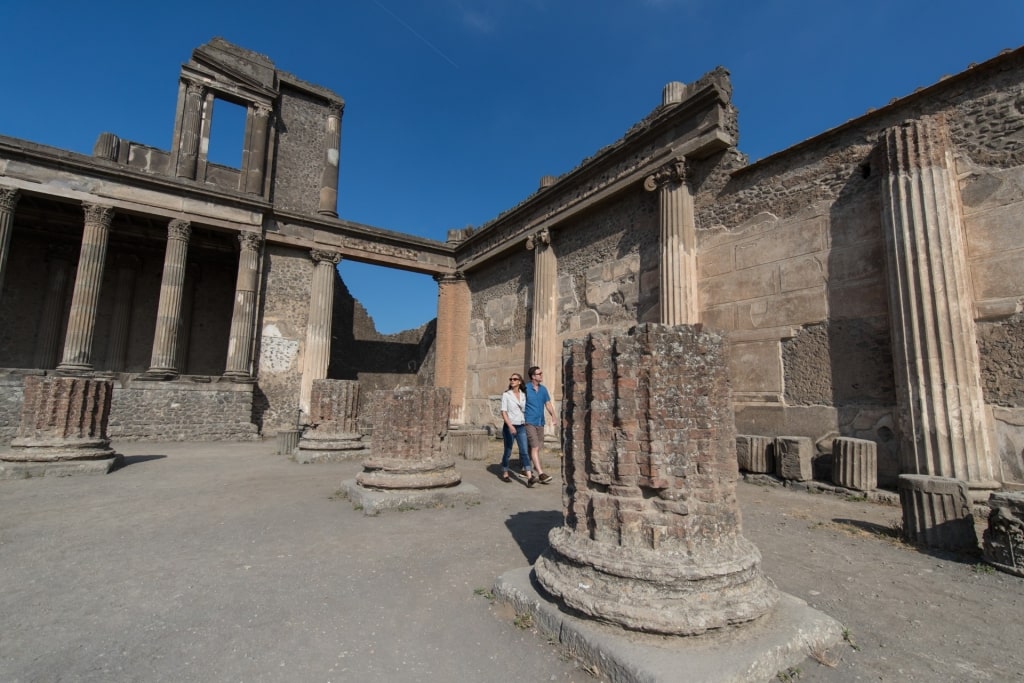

{"left": 0, "top": 190, "right": 267, "bottom": 380}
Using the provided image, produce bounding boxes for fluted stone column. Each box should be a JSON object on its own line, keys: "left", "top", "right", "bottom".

{"left": 145, "top": 219, "right": 191, "bottom": 377}
{"left": 224, "top": 232, "right": 262, "bottom": 379}
{"left": 434, "top": 272, "right": 470, "bottom": 423}
{"left": 244, "top": 104, "right": 272, "bottom": 194}
{"left": 527, "top": 228, "right": 559, "bottom": 420}
{"left": 34, "top": 246, "right": 75, "bottom": 370}
{"left": 318, "top": 105, "right": 343, "bottom": 217}
{"left": 176, "top": 81, "right": 205, "bottom": 180}
{"left": 0, "top": 186, "right": 20, "bottom": 299}
{"left": 832, "top": 437, "right": 878, "bottom": 491}
{"left": 103, "top": 255, "right": 139, "bottom": 372}
{"left": 299, "top": 249, "right": 341, "bottom": 415}
{"left": 736, "top": 434, "right": 774, "bottom": 473}
{"left": 644, "top": 158, "right": 699, "bottom": 325}
{"left": 881, "top": 116, "right": 997, "bottom": 490}
{"left": 57, "top": 203, "right": 114, "bottom": 373}
{"left": 535, "top": 325, "right": 778, "bottom": 635}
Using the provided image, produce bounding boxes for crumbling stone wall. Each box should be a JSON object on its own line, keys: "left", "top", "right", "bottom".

{"left": 978, "top": 313, "right": 1024, "bottom": 407}
{"left": 271, "top": 85, "right": 332, "bottom": 216}
{"left": 108, "top": 378, "right": 258, "bottom": 441}
{"left": 556, "top": 187, "right": 659, "bottom": 334}
{"left": 783, "top": 319, "right": 895, "bottom": 406}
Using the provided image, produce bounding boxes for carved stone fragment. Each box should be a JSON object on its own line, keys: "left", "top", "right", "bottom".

{"left": 982, "top": 491, "right": 1024, "bottom": 577}
{"left": 832, "top": 437, "right": 878, "bottom": 491}
{"left": 899, "top": 474, "right": 977, "bottom": 551}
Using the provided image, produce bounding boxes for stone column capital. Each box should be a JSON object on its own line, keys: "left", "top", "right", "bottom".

{"left": 167, "top": 219, "right": 191, "bottom": 241}
{"left": 644, "top": 158, "right": 689, "bottom": 192}
{"left": 253, "top": 102, "right": 273, "bottom": 118}
{"left": 238, "top": 232, "right": 263, "bottom": 252}
{"left": 184, "top": 80, "right": 206, "bottom": 98}
{"left": 82, "top": 203, "right": 115, "bottom": 227}
{"left": 433, "top": 271, "right": 465, "bottom": 284}
{"left": 525, "top": 228, "right": 551, "bottom": 251}
{"left": 311, "top": 248, "right": 342, "bottom": 266}
{"left": 0, "top": 186, "right": 20, "bottom": 211}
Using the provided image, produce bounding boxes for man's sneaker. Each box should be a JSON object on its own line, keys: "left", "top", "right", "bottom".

{"left": 538, "top": 472, "right": 552, "bottom": 484}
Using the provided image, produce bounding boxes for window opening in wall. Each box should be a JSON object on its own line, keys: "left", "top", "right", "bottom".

{"left": 207, "top": 98, "right": 247, "bottom": 169}
{"left": 338, "top": 261, "right": 434, "bottom": 335}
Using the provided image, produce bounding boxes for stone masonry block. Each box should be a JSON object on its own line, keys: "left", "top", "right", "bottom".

{"left": 774, "top": 436, "right": 813, "bottom": 481}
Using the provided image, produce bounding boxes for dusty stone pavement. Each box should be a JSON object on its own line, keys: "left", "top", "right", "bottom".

{"left": 0, "top": 440, "right": 1022, "bottom": 682}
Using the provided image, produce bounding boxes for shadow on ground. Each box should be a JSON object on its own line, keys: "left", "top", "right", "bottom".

{"left": 505, "top": 510, "right": 563, "bottom": 563}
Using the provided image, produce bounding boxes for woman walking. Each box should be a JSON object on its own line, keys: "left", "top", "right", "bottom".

{"left": 500, "top": 373, "right": 534, "bottom": 486}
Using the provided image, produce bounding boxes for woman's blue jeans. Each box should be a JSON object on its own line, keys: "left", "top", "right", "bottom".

{"left": 502, "top": 423, "right": 532, "bottom": 473}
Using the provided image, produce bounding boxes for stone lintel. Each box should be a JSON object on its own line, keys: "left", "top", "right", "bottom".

{"left": 494, "top": 567, "right": 842, "bottom": 683}
{"left": 339, "top": 479, "right": 481, "bottom": 516}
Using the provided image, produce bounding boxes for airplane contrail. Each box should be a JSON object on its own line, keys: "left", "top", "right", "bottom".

{"left": 370, "top": 0, "right": 461, "bottom": 69}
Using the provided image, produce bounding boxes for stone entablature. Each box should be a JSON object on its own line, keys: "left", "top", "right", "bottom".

{"left": 454, "top": 68, "right": 735, "bottom": 271}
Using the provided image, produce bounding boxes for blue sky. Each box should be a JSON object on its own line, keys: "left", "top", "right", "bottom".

{"left": 3, "top": 1, "right": 1021, "bottom": 333}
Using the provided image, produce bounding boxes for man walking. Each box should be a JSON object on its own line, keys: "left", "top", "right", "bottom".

{"left": 524, "top": 365, "right": 557, "bottom": 485}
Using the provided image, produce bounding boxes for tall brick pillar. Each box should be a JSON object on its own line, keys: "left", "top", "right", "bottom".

{"left": 299, "top": 249, "right": 341, "bottom": 416}
{"left": 434, "top": 272, "right": 470, "bottom": 423}
{"left": 0, "top": 186, "right": 20, "bottom": 299}
{"left": 881, "top": 116, "right": 998, "bottom": 491}
{"left": 527, "top": 228, "right": 559, "bottom": 422}
{"left": 534, "top": 324, "right": 778, "bottom": 635}
{"left": 145, "top": 219, "right": 191, "bottom": 378}
{"left": 224, "top": 232, "right": 262, "bottom": 379}
{"left": 57, "top": 203, "right": 114, "bottom": 374}
{"left": 318, "top": 104, "right": 344, "bottom": 217}
{"left": 644, "top": 157, "right": 699, "bottom": 326}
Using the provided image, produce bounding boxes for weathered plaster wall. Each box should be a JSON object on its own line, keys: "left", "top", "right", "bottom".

{"left": 255, "top": 244, "right": 312, "bottom": 432}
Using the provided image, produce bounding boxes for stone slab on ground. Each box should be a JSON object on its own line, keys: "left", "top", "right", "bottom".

{"left": 0, "top": 454, "right": 122, "bottom": 479}
{"left": 494, "top": 566, "right": 842, "bottom": 683}
{"left": 339, "top": 478, "right": 481, "bottom": 516}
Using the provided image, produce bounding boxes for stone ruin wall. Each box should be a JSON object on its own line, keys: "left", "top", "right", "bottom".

{"left": 271, "top": 85, "right": 334, "bottom": 216}
{"left": 696, "top": 53, "right": 1024, "bottom": 483}
{"left": 256, "top": 243, "right": 314, "bottom": 432}
{"left": 465, "top": 249, "right": 531, "bottom": 429}
{"left": 463, "top": 50, "right": 1024, "bottom": 484}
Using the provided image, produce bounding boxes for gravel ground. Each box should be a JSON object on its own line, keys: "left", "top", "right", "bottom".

{"left": 0, "top": 440, "right": 1021, "bottom": 682}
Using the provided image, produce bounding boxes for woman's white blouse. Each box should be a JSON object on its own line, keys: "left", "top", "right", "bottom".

{"left": 501, "top": 390, "right": 526, "bottom": 425}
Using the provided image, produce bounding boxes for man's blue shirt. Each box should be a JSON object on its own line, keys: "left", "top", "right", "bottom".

{"left": 524, "top": 383, "right": 551, "bottom": 426}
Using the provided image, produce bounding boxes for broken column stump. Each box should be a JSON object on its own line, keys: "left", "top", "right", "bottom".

{"left": 0, "top": 375, "right": 121, "bottom": 478}
{"left": 295, "top": 379, "right": 366, "bottom": 463}
{"left": 774, "top": 436, "right": 813, "bottom": 482}
{"left": 340, "top": 386, "right": 479, "bottom": 515}
{"left": 534, "top": 324, "right": 779, "bottom": 635}
{"left": 736, "top": 435, "right": 773, "bottom": 473}
{"left": 832, "top": 437, "right": 878, "bottom": 492}
{"left": 899, "top": 474, "right": 978, "bottom": 551}
{"left": 982, "top": 491, "right": 1024, "bottom": 577}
